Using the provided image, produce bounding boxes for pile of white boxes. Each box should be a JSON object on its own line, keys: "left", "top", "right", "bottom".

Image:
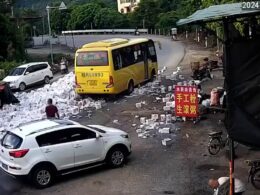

{"left": 0, "top": 72, "right": 103, "bottom": 131}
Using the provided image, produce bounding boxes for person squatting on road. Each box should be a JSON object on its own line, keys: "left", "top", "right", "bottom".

{"left": 45, "top": 98, "right": 60, "bottom": 119}
{"left": 208, "top": 177, "right": 246, "bottom": 195}
{"left": 192, "top": 57, "right": 212, "bottom": 80}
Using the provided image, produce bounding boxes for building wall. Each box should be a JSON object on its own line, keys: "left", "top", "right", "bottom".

{"left": 117, "top": 0, "right": 140, "bottom": 14}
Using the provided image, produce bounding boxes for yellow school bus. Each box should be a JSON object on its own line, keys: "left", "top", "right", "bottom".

{"left": 74, "top": 38, "right": 158, "bottom": 95}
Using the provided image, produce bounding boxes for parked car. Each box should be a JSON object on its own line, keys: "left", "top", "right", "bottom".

{"left": 3, "top": 62, "right": 53, "bottom": 91}
{"left": 0, "top": 119, "right": 131, "bottom": 188}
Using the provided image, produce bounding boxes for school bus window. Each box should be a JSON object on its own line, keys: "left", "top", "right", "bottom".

{"left": 121, "top": 45, "right": 143, "bottom": 67}
{"left": 126, "top": 47, "right": 135, "bottom": 67}
{"left": 119, "top": 47, "right": 132, "bottom": 68}
{"left": 112, "top": 50, "right": 122, "bottom": 71}
{"left": 76, "top": 51, "right": 108, "bottom": 66}
{"left": 147, "top": 41, "right": 157, "bottom": 62}
{"left": 133, "top": 44, "right": 143, "bottom": 63}
{"left": 148, "top": 46, "right": 155, "bottom": 56}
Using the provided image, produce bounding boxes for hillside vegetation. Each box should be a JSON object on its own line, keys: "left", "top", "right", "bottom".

{"left": 15, "top": 0, "right": 116, "bottom": 10}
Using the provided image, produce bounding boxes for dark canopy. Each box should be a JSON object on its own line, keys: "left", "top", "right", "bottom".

{"left": 177, "top": 3, "right": 260, "bottom": 147}
{"left": 177, "top": 3, "right": 260, "bottom": 25}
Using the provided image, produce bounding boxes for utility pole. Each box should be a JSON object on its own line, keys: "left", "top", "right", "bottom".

{"left": 46, "top": 2, "right": 67, "bottom": 65}
{"left": 42, "top": 16, "right": 45, "bottom": 35}
{"left": 11, "top": 6, "right": 14, "bottom": 17}
{"left": 46, "top": 6, "right": 54, "bottom": 65}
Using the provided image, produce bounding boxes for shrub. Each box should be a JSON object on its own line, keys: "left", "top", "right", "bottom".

{"left": 0, "top": 61, "right": 18, "bottom": 79}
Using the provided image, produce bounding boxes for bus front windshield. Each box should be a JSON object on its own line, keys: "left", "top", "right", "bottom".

{"left": 76, "top": 51, "right": 108, "bottom": 66}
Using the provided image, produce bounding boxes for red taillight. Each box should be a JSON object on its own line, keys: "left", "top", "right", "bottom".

{"left": 9, "top": 149, "right": 29, "bottom": 158}
{"left": 75, "top": 76, "right": 81, "bottom": 88}
{"left": 106, "top": 76, "right": 114, "bottom": 88}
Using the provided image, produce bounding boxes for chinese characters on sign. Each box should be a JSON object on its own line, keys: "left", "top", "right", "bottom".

{"left": 175, "top": 86, "right": 199, "bottom": 117}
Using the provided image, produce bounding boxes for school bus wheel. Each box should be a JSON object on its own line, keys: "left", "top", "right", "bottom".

{"left": 127, "top": 80, "right": 134, "bottom": 94}
{"left": 150, "top": 69, "right": 156, "bottom": 81}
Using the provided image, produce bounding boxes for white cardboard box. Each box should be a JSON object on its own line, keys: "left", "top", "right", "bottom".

{"left": 159, "top": 128, "right": 170, "bottom": 134}
{"left": 162, "top": 138, "right": 172, "bottom": 146}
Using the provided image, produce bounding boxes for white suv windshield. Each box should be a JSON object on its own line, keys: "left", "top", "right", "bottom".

{"left": 1, "top": 132, "right": 23, "bottom": 149}
{"left": 9, "top": 68, "right": 26, "bottom": 76}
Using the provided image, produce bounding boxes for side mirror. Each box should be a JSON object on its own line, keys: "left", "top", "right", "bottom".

{"left": 25, "top": 72, "right": 29, "bottom": 75}
{"left": 96, "top": 133, "right": 102, "bottom": 139}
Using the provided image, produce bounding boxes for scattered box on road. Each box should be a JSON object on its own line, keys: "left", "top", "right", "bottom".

{"left": 162, "top": 138, "right": 172, "bottom": 146}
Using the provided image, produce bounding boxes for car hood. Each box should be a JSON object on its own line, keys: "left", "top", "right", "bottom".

{"left": 3, "top": 76, "right": 20, "bottom": 82}
{"left": 88, "top": 125, "right": 126, "bottom": 135}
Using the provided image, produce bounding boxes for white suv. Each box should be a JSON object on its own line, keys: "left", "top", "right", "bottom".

{"left": 3, "top": 62, "right": 53, "bottom": 91}
{"left": 0, "top": 119, "right": 131, "bottom": 188}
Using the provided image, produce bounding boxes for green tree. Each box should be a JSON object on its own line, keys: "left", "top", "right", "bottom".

{"left": 0, "top": 0, "right": 16, "bottom": 15}
{"left": 0, "top": 14, "right": 25, "bottom": 61}
{"left": 176, "top": 0, "right": 202, "bottom": 18}
{"left": 94, "top": 8, "right": 129, "bottom": 29}
{"left": 20, "top": 8, "right": 39, "bottom": 17}
{"left": 158, "top": 0, "right": 181, "bottom": 12}
{"left": 128, "top": 0, "right": 162, "bottom": 29}
{"left": 156, "top": 11, "right": 179, "bottom": 29}
{"left": 50, "top": 9, "right": 71, "bottom": 34}
{"left": 67, "top": 3, "right": 102, "bottom": 29}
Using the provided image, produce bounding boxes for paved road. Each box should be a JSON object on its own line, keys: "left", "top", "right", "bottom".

{"left": 32, "top": 34, "right": 185, "bottom": 73}
{"left": 0, "top": 35, "right": 185, "bottom": 195}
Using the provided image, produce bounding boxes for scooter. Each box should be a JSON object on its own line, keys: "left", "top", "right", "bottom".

{"left": 60, "top": 62, "right": 68, "bottom": 74}
{"left": 172, "top": 34, "right": 177, "bottom": 41}
{"left": 192, "top": 68, "right": 212, "bottom": 80}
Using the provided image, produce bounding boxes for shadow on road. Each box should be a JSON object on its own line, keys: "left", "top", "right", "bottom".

{"left": 0, "top": 171, "right": 23, "bottom": 195}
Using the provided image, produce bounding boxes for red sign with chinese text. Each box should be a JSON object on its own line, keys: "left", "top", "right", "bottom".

{"left": 175, "top": 86, "right": 199, "bottom": 117}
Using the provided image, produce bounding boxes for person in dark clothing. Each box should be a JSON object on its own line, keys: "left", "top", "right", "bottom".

{"left": 200, "top": 57, "right": 209, "bottom": 75}
{"left": 45, "top": 98, "right": 59, "bottom": 119}
{"left": 0, "top": 82, "right": 19, "bottom": 108}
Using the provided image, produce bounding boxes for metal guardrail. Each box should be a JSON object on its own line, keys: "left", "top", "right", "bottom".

{"left": 62, "top": 29, "right": 148, "bottom": 35}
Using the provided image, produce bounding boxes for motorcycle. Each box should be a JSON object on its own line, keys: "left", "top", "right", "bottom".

{"left": 172, "top": 34, "right": 177, "bottom": 41}
{"left": 245, "top": 159, "right": 260, "bottom": 189}
{"left": 60, "top": 61, "right": 68, "bottom": 74}
{"left": 192, "top": 67, "right": 212, "bottom": 81}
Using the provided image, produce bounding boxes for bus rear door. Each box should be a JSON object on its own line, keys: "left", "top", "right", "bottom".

{"left": 141, "top": 43, "right": 149, "bottom": 80}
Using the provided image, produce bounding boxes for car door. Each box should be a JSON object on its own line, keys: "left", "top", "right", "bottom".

{"left": 23, "top": 65, "right": 37, "bottom": 85}
{"left": 36, "top": 130, "right": 74, "bottom": 170}
{"left": 68, "top": 128, "right": 104, "bottom": 167}
{"left": 36, "top": 64, "right": 48, "bottom": 82}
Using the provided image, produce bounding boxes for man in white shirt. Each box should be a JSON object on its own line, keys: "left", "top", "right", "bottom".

{"left": 208, "top": 177, "right": 246, "bottom": 195}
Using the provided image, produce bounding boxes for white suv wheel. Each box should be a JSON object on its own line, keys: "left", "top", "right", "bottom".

{"left": 44, "top": 76, "right": 50, "bottom": 84}
{"left": 107, "top": 147, "right": 126, "bottom": 168}
{"left": 112, "top": 151, "right": 124, "bottom": 165}
{"left": 36, "top": 170, "right": 51, "bottom": 186}
{"left": 31, "top": 166, "right": 54, "bottom": 188}
{"left": 19, "top": 83, "right": 26, "bottom": 91}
